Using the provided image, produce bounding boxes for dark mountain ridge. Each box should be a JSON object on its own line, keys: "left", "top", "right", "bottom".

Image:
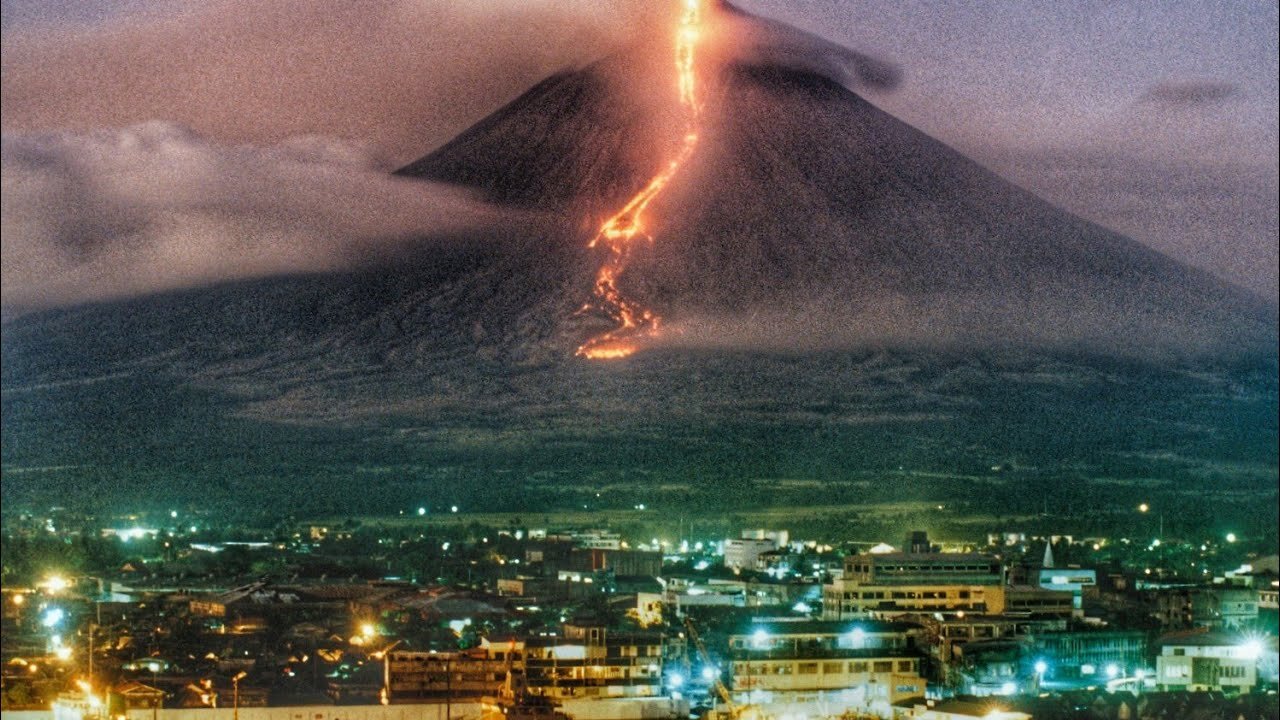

{"left": 2, "top": 36, "right": 1276, "bottom": 513}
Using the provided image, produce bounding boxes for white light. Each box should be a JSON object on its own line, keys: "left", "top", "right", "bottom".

{"left": 1151, "top": 539, "right": 1161, "bottom": 547}
{"left": 1081, "top": 664, "right": 1096, "bottom": 675}
{"left": 694, "top": 560, "right": 709, "bottom": 571}
{"left": 1226, "top": 533, "right": 1237, "bottom": 543}
{"left": 702, "top": 666, "right": 718, "bottom": 681}
{"left": 451, "top": 506, "right": 459, "bottom": 513}
{"left": 752, "top": 629, "right": 769, "bottom": 647}
{"left": 1034, "top": 661, "right": 1047, "bottom": 675}
{"left": 1240, "top": 640, "right": 1264, "bottom": 661}
{"left": 1000, "top": 681, "right": 1016, "bottom": 695}
{"left": 1135, "top": 669, "right": 1146, "bottom": 680}
{"left": 1106, "top": 664, "right": 1118, "bottom": 678}
{"left": 668, "top": 673, "right": 684, "bottom": 688}
{"left": 41, "top": 608, "right": 64, "bottom": 628}
{"left": 418, "top": 507, "right": 427, "bottom": 516}
{"left": 792, "top": 602, "right": 812, "bottom": 614}
{"left": 170, "top": 510, "right": 178, "bottom": 519}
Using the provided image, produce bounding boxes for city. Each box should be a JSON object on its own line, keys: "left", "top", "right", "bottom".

{"left": 2, "top": 2, "right": 1277, "bottom": 720}
{"left": 2, "top": 504, "right": 1277, "bottom": 720}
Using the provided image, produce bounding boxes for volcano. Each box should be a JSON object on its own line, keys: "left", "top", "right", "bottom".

{"left": 2, "top": 12, "right": 1276, "bottom": 516}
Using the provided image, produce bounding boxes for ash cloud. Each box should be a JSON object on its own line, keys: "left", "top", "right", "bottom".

{"left": 717, "top": 1, "right": 902, "bottom": 91}
{"left": 1, "top": 122, "right": 510, "bottom": 314}
{"left": 1143, "top": 79, "right": 1240, "bottom": 106}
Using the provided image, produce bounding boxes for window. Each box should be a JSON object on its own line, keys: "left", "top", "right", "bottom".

{"left": 873, "top": 661, "right": 893, "bottom": 673}
{"left": 850, "top": 662, "right": 868, "bottom": 673}
{"left": 823, "top": 663, "right": 843, "bottom": 674}
{"left": 898, "top": 661, "right": 915, "bottom": 673}
{"left": 799, "top": 663, "right": 818, "bottom": 674}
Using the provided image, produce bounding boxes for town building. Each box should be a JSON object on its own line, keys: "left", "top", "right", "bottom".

{"left": 724, "top": 538, "right": 778, "bottom": 571}
{"left": 522, "top": 622, "right": 666, "bottom": 700}
{"left": 1027, "top": 629, "right": 1148, "bottom": 683}
{"left": 822, "top": 537, "right": 1004, "bottom": 619}
{"left": 1154, "top": 631, "right": 1260, "bottom": 693}
{"left": 725, "top": 619, "right": 926, "bottom": 717}
{"left": 1150, "top": 586, "right": 1260, "bottom": 630}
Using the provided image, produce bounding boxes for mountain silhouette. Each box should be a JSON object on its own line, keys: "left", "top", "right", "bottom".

{"left": 2, "top": 15, "right": 1276, "bottom": 514}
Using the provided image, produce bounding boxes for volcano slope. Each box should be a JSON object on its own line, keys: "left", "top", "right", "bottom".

{"left": 2, "top": 49, "right": 1277, "bottom": 518}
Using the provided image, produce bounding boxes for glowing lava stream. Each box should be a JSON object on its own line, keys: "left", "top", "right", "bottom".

{"left": 576, "top": 0, "right": 703, "bottom": 360}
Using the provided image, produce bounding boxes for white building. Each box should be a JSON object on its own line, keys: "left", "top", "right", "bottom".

{"left": 1155, "top": 632, "right": 1260, "bottom": 693}
{"left": 723, "top": 538, "right": 777, "bottom": 571}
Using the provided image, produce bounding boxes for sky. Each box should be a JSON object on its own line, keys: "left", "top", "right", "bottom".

{"left": 1, "top": 0, "right": 1277, "bottom": 307}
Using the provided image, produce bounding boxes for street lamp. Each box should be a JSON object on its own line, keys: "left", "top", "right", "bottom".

{"left": 232, "top": 671, "right": 248, "bottom": 720}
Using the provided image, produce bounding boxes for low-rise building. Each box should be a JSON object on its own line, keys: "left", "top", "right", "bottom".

{"left": 523, "top": 622, "right": 666, "bottom": 700}
{"left": 1150, "top": 586, "right": 1259, "bottom": 630}
{"left": 823, "top": 539, "right": 1005, "bottom": 619}
{"left": 725, "top": 619, "right": 926, "bottom": 717}
{"left": 724, "top": 539, "right": 778, "bottom": 571}
{"left": 1154, "top": 631, "right": 1259, "bottom": 693}
{"left": 1028, "top": 629, "right": 1148, "bottom": 683}
{"left": 986, "top": 586, "right": 1075, "bottom": 619}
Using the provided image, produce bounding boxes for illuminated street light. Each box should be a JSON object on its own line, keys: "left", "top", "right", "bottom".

{"left": 1106, "top": 664, "right": 1119, "bottom": 679}
{"left": 1034, "top": 661, "right": 1047, "bottom": 675}
{"left": 41, "top": 608, "right": 65, "bottom": 628}
{"left": 751, "top": 629, "right": 769, "bottom": 648}
{"left": 702, "top": 666, "right": 719, "bottom": 681}
{"left": 1138, "top": 504, "right": 1149, "bottom": 513}
{"left": 42, "top": 575, "right": 69, "bottom": 593}
{"left": 668, "top": 673, "right": 684, "bottom": 689}
{"left": 1226, "top": 533, "right": 1238, "bottom": 543}
{"left": 1240, "top": 640, "right": 1264, "bottom": 661}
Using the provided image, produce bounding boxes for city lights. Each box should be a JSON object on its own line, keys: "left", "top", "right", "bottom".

{"left": 41, "top": 607, "right": 65, "bottom": 627}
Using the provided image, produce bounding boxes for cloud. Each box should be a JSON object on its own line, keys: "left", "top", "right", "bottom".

{"left": 717, "top": 1, "right": 902, "bottom": 91}
{"left": 1142, "top": 79, "right": 1239, "bottom": 106}
{"left": 1, "top": 122, "right": 511, "bottom": 313}
{"left": 1, "top": 0, "right": 658, "bottom": 164}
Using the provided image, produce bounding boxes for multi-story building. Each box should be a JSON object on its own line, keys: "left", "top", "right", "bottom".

{"left": 1151, "top": 587, "right": 1259, "bottom": 630}
{"left": 1028, "top": 630, "right": 1148, "bottom": 682}
{"left": 724, "top": 538, "right": 778, "bottom": 571}
{"left": 823, "top": 539, "right": 1004, "bottom": 619}
{"left": 384, "top": 648, "right": 512, "bottom": 702}
{"left": 522, "top": 622, "right": 666, "bottom": 700}
{"left": 726, "top": 619, "right": 926, "bottom": 717}
{"left": 904, "top": 613, "right": 1066, "bottom": 666}
{"left": 1155, "top": 632, "right": 1259, "bottom": 693}
{"left": 1035, "top": 567, "right": 1097, "bottom": 616}
{"left": 986, "top": 586, "right": 1075, "bottom": 619}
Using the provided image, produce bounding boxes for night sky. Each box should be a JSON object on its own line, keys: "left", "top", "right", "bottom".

{"left": 2, "top": 0, "right": 1277, "bottom": 305}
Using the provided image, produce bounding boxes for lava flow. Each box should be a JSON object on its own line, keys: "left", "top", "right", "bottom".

{"left": 575, "top": 0, "right": 703, "bottom": 360}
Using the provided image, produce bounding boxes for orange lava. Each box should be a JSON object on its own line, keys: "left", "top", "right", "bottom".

{"left": 576, "top": 0, "right": 703, "bottom": 360}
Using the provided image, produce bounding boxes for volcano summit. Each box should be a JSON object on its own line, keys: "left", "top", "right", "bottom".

{"left": 1, "top": 3, "right": 1276, "bottom": 515}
